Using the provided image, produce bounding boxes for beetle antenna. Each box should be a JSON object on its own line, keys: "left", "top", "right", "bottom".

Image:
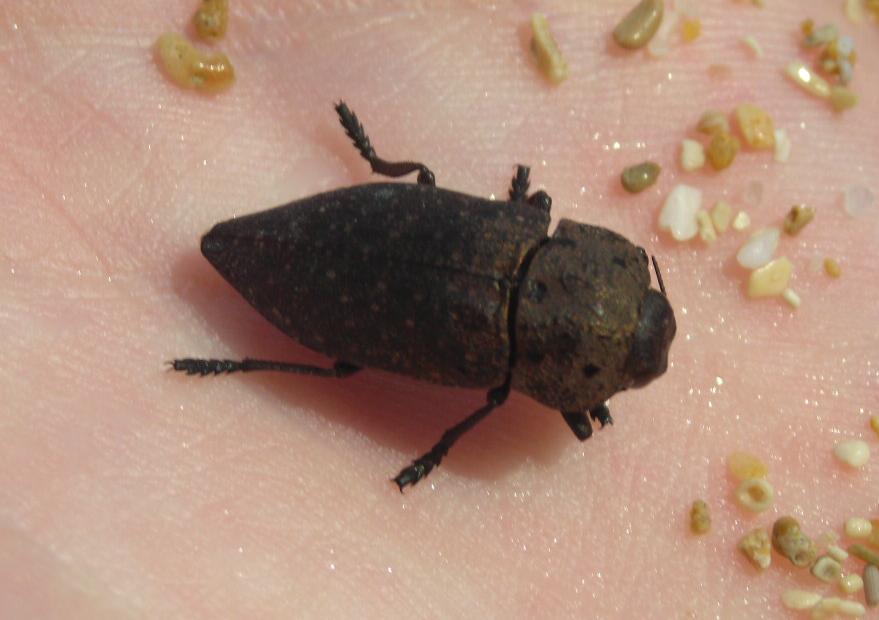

{"left": 651, "top": 256, "right": 667, "bottom": 295}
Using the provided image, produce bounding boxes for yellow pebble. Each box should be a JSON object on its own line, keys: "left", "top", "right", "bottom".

{"left": 736, "top": 103, "right": 775, "bottom": 149}
{"left": 748, "top": 257, "right": 793, "bottom": 298}
{"left": 728, "top": 451, "right": 768, "bottom": 480}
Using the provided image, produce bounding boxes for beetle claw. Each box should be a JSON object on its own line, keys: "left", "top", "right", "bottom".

{"left": 393, "top": 459, "right": 434, "bottom": 491}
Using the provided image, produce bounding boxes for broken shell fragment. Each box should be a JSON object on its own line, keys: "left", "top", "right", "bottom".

{"left": 772, "top": 516, "right": 817, "bottom": 567}
{"left": 735, "top": 477, "right": 774, "bottom": 512}
{"left": 812, "top": 556, "right": 843, "bottom": 583}
{"left": 613, "top": 0, "right": 665, "bottom": 50}
{"left": 739, "top": 528, "right": 772, "bottom": 570}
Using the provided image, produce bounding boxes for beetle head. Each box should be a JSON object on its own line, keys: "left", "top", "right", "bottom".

{"left": 624, "top": 288, "right": 676, "bottom": 388}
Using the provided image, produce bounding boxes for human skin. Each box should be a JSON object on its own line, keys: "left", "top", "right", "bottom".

{"left": 1, "top": 1, "right": 877, "bottom": 617}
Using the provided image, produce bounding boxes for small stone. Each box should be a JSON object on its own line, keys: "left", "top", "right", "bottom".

{"left": 772, "top": 516, "right": 817, "bottom": 567}
{"left": 739, "top": 527, "right": 772, "bottom": 570}
{"left": 736, "top": 103, "right": 775, "bottom": 149}
{"left": 697, "top": 111, "right": 729, "bottom": 135}
{"left": 659, "top": 184, "right": 702, "bottom": 241}
{"left": 870, "top": 415, "right": 879, "bottom": 438}
{"left": 737, "top": 228, "right": 780, "bottom": 269}
{"left": 813, "top": 597, "right": 866, "bottom": 618}
{"left": 711, "top": 200, "right": 733, "bottom": 233}
{"left": 830, "top": 86, "right": 859, "bottom": 112}
{"left": 681, "top": 18, "right": 701, "bottom": 42}
{"left": 728, "top": 451, "right": 767, "bottom": 480}
{"left": 747, "top": 257, "right": 793, "bottom": 298}
{"left": 732, "top": 211, "right": 750, "bottom": 231}
{"left": 843, "top": 185, "right": 875, "bottom": 218}
{"left": 845, "top": 517, "right": 872, "bottom": 539}
{"left": 783, "top": 205, "right": 815, "bottom": 235}
{"left": 696, "top": 210, "right": 716, "bottom": 244}
{"left": 742, "top": 35, "right": 763, "bottom": 57}
{"left": 530, "top": 13, "right": 570, "bottom": 84}
{"left": 828, "top": 545, "right": 849, "bottom": 563}
{"left": 812, "top": 556, "right": 843, "bottom": 583}
{"left": 774, "top": 129, "right": 791, "bottom": 163}
{"left": 690, "top": 499, "right": 711, "bottom": 534}
{"left": 706, "top": 131, "right": 740, "bottom": 170}
{"left": 155, "top": 32, "right": 236, "bottom": 92}
{"left": 613, "top": 0, "right": 665, "bottom": 49}
{"left": 849, "top": 544, "right": 879, "bottom": 567}
{"left": 834, "top": 440, "right": 870, "bottom": 468}
{"left": 193, "top": 0, "right": 229, "bottom": 40}
{"left": 786, "top": 61, "right": 831, "bottom": 99}
{"left": 782, "top": 590, "right": 822, "bottom": 611}
{"left": 681, "top": 139, "right": 706, "bottom": 171}
{"left": 840, "top": 573, "right": 863, "bottom": 595}
{"left": 782, "top": 288, "right": 801, "bottom": 309}
{"left": 621, "top": 161, "right": 661, "bottom": 193}
{"left": 804, "top": 23, "right": 838, "bottom": 48}
{"left": 864, "top": 564, "right": 879, "bottom": 608}
{"left": 824, "top": 258, "right": 842, "bottom": 278}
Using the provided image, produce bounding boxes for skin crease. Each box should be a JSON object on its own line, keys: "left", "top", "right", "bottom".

{"left": 0, "top": 0, "right": 877, "bottom": 617}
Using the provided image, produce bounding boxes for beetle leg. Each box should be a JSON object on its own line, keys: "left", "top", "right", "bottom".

{"left": 334, "top": 101, "right": 436, "bottom": 186}
{"left": 589, "top": 403, "right": 614, "bottom": 427}
{"left": 509, "top": 165, "right": 531, "bottom": 201}
{"left": 561, "top": 410, "right": 593, "bottom": 441}
{"left": 170, "top": 357, "right": 361, "bottom": 378}
{"left": 393, "top": 381, "right": 511, "bottom": 491}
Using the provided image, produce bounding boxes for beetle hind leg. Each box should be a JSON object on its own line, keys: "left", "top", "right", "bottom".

{"left": 170, "top": 357, "right": 361, "bottom": 378}
{"left": 334, "top": 101, "right": 436, "bottom": 186}
{"left": 393, "top": 382, "right": 510, "bottom": 491}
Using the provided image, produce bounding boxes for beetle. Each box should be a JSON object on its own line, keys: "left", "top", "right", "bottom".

{"left": 172, "top": 102, "right": 676, "bottom": 491}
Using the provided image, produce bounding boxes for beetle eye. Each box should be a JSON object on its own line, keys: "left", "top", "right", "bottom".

{"left": 625, "top": 290, "right": 676, "bottom": 388}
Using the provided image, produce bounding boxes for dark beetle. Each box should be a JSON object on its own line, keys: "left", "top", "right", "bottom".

{"left": 173, "top": 102, "right": 676, "bottom": 491}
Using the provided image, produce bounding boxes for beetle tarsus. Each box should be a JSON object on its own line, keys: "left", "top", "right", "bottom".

{"left": 589, "top": 403, "right": 613, "bottom": 428}
{"left": 393, "top": 381, "right": 510, "bottom": 491}
{"left": 169, "top": 357, "right": 361, "bottom": 378}
{"left": 334, "top": 101, "right": 436, "bottom": 186}
{"left": 561, "top": 410, "right": 593, "bottom": 440}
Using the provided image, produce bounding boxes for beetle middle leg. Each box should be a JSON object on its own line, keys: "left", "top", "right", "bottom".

{"left": 334, "top": 101, "right": 436, "bottom": 186}
{"left": 170, "top": 357, "right": 361, "bottom": 378}
{"left": 393, "top": 380, "right": 511, "bottom": 491}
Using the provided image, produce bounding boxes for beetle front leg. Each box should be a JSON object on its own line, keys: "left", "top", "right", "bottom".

{"left": 170, "top": 357, "right": 361, "bottom": 378}
{"left": 393, "top": 382, "right": 511, "bottom": 491}
{"left": 334, "top": 101, "right": 436, "bottom": 185}
{"left": 561, "top": 410, "right": 593, "bottom": 440}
